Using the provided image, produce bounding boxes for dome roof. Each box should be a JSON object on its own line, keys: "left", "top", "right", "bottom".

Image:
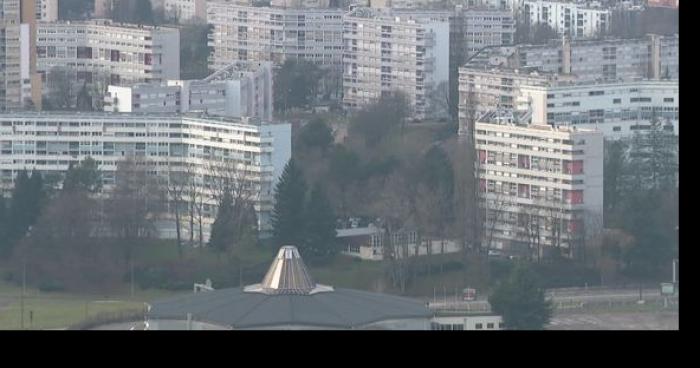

{"left": 147, "top": 245, "right": 432, "bottom": 329}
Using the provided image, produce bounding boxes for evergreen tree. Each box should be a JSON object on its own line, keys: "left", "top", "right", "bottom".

{"left": 489, "top": 263, "right": 553, "bottom": 330}
{"left": 272, "top": 159, "right": 307, "bottom": 247}
{"left": 63, "top": 157, "right": 102, "bottom": 193}
{"left": 301, "top": 184, "right": 338, "bottom": 262}
{"left": 76, "top": 82, "right": 93, "bottom": 111}
{"left": 298, "top": 118, "right": 334, "bottom": 154}
{"left": 0, "top": 196, "right": 8, "bottom": 257}
{"left": 208, "top": 191, "right": 236, "bottom": 254}
{"left": 4, "top": 171, "right": 46, "bottom": 257}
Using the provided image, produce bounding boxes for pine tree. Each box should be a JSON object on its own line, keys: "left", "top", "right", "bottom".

{"left": 489, "top": 263, "right": 553, "bottom": 330}
{"left": 271, "top": 159, "right": 307, "bottom": 247}
{"left": 63, "top": 157, "right": 102, "bottom": 193}
{"left": 4, "top": 171, "right": 46, "bottom": 257}
{"left": 208, "top": 191, "right": 235, "bottom": 254}
{"left": 0, "top": 196, "right": 8, "bottom": 257}
{"left": 301, "top": 184, "right": 338, "bottom": 262}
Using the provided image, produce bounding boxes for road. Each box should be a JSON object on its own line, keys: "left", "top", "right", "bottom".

{"left": 428, "top": 286, "right": 679, "bottom": 312}
{"left": 547, "top": 311, "right": 678, "bottom": 330}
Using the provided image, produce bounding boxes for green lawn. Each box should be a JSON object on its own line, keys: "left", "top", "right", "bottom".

{"left": 0, "top": 279, "right": 186, "bottom": 330}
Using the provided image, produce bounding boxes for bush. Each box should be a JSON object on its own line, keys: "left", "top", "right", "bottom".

{"left": 38, "top": 280, "right": 65, "bottom": 292}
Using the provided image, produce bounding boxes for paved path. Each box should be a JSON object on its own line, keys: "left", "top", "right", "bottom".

{"left": 547, "top": 311, "right": 679, "bottom": 330}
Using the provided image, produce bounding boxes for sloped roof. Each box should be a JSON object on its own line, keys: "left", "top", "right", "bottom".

{"left": 148, "top": 287, "right": 432, "bottom": 329}
{"left": 147, "top": 245, "right": 432, "bottom": 329}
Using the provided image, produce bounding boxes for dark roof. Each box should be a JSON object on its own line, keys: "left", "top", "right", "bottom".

{"left": 148, "top": 245, "right": 432, "bottom": 329}
{"left": 148, "top": 287, "right": 433, "bottom": 329}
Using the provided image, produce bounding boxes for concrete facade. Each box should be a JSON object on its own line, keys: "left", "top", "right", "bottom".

{"left": 36, "top": 20, "right": 180, "bottom": 88}
{"left": 519, "top": 79, "right": 679, "bottom": 139}
{"left": 0, "top": 112, "right": 291, "bottom": 237}
{"left": 522, "top": 0, "right": 610, "bottom": 38}
{"left": 104, "top": 61, "right": 274, "bottom": 120}
{"left": 342, "top": 7, "right": 450, "bottom": 119}
{"left": 474, "top": 121, "right": 604, "bottom": 258}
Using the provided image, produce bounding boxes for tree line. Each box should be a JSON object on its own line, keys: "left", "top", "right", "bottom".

{"left": 0, "top": 154, "right": 262, "bottom": 292}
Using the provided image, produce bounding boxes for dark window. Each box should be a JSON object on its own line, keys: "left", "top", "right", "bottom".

{"left": 475, "top": 323, "right": 483, "bottom": 330}
{"left": 613, "top": 98, "right": 621, "bottom": 104}
{"left": 487, "top": 323, "right": 495, "bottom": 329}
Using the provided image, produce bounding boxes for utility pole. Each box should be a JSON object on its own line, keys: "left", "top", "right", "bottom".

{"left": 21, "top": 258, "right": 25, "bottom": 329}
{"left": 130, "top": 258, "right": 134, "bottom": 298}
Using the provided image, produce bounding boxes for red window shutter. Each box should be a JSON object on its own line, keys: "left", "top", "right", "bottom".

{"left": 478, "top": 150, "right": 487, "bottom": 164}
{"left": 479, "top": 179, "right": 487, "bottom": 192}
{"left": 572, "top": 160, "right": 584, "bottom": 174}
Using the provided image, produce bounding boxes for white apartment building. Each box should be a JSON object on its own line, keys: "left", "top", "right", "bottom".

{"left": 270, "top": 0, "right": 331, "bottom": 7}
{"left": 474, "top": 120, "right": 603, "bottom": 259}
{"left": 342, "top": 7, "right": 450, "bottom": 119}
{"left": 457, "top": 65, "right": 567, "bottom": 134}
{"left": 163, "top": 0, "right": 206, "bottom": 23}
{"left": 35, "top": 0, "right": 57, "bottom": 22}
{"left": 513, "top": 35, "right": 679, "bottom": 82}
{"left": 1, "top": 0, "right": 40, "bottom": 112}
{"left": 104, "top": 61, "right": 274, "bottom": 120}
{"left": 522, "top": 0, "right": 610, "bottom": 38}
{"left": 36, "top": 20, "right": 180, "bottom": 87}
{"left": 0, "top": 112, "right": 291, "bottom": 238}
{"left": 460, "top": 8, "right": 515, "bottom": 59}
{"left": 1, "top": 0, "right": 23, "bottom": 111}
{"left": 518, "top": 79, "right": 679, "bottom": 139}
{"left": 207, "top": 1, "right": 345, "bottom": 72}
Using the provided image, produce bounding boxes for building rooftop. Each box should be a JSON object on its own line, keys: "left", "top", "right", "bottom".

{"left": 147, "top": 245, "right": 433, "bottom": 329}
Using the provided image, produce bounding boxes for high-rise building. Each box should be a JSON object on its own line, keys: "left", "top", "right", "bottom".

{"left": 35, "top": 0, "right": 57, "bottom": 22}
{"left": 163, "top": 0, "right": 207, "bottom": 22}
{"left": 342, "top": 7, "right": 451, "bottom": 118}
{"left": 207, "top": 1, "right": 345, "bottom": 72}
{"left": 1, "top": 0, "right": 40, "bottom": 111}
{"left": 0, "top": 112, "right": 291, "bottom": 237}
{"left": 36, "top": 20, "right": 180, "bottom": 88}
{"left": 474, "top": 119, "right": 604, "bottom": 259}
{"left": 522, "top": 0, "right": 611, "bottom": 39}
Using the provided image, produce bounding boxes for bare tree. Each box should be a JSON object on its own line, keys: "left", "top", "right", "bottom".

{"left": 164, "top": 161, "right": 191, "bottom": 257}
{"left": 204, "top": 158, "right": 260, "bottom": 252}
{"left": 105, "top": 155, "right": 162, "bottom": 263}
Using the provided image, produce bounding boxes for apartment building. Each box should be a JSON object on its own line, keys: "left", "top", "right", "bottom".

{"left": 1, "top": 0, "right": 40, "bottom": 112}
{"left": 207, "top": 1, "right": 345, "bottom": 72}
{"left": 457, "top": 65, "right": 565, "bottom": 134}
{"left": 342, "top": 7, "right": 450, "bottom": 118}
{"left": 104, "top": 61, "right": 274, "bottom": 120}
{"left": 522, "top": 0, "right": 610, "bottom": 38}
{"left": 518, "top": 79, "right": 679, "bottom": 139}
{"left": 0, "top": 112, "right": 291, "bottom": 238}
{"left": 36, "top": 20, "right": 180, "bottom": 88}
{"left": 163, "top": 0, "right": 206, "bottom": 23}
{"left": 1, "top": 0, "right": 22, "bottom": 111}
{"left": 35, "top": 0, "right": 57, "bottom": 22}
{"left": 513, "top": 35, "right": 679, "bottom": 82}
{"left": 474, "top": 120, "right": 603, "bottom": 259}
{"left": 460, "top": 8, "right": 515, "bottom": 59}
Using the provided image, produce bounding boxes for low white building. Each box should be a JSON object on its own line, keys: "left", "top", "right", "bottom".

{"left": 474, "top": 119, "right": 604, "bottom": 259}
{"left": 338, "top": 224, "right": 462, "bottom": 261}
{"left": 104, "top": 61, "right": 274, "bottom": 120}
{"left": 431, "top": 314, "right": 504, "bottom": 330}
{"left": 0, "top": 112, "right": 291, "bottom": 238}
{"left": 518, "top": 79, "right": 679, "bottom": 139}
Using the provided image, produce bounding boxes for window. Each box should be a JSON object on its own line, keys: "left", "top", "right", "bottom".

{"left": 613, "top": 98, "right": 621, "bottom": 104}
{"left": 487, "top": 323, "right": 495, "bottom": 329}
{"left": 475, "top": 323, "right": 483, "bottom": 330}
{"left": 613, "top": 126, "right": 621, "bottom": 132}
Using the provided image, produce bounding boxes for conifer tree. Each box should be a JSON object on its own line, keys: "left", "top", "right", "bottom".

{"left": 208, "top": 191, "right": 235, "bottom": 254}
{"left": 489, "top": 263, "right": 552, "bottom": 330}
{"left": 271, "top": 160, "right": 307, "bottom": 247}
{"left": 301, "top": 184, "right": 338, "bottom": 262}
